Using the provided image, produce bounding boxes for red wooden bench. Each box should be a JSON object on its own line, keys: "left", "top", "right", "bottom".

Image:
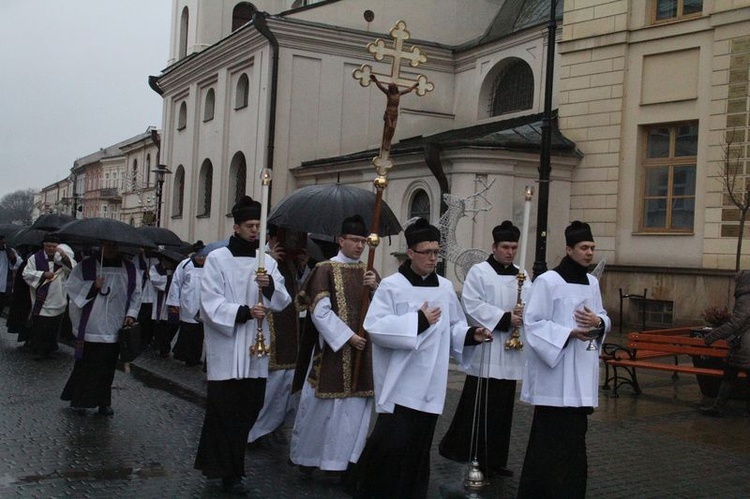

{"left": 601, "top": 327, "right": 740, "bottom": 397}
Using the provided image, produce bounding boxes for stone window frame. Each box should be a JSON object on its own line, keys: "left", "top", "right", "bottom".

{"left": 172, "top": 165, "right": 185, "bottom": 218}
{"left": 638, "top": 121, "right": 698, "bottom": 233}
{"left": 651, "top": 0, "right": 702, "bottom": 24}
{"left": 197, "top": 159, "right": 213, "bottom": 218}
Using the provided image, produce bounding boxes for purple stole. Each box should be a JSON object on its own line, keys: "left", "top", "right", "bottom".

{"left": 74, "top": 256, "right": 136, "bottom": 360}
{"left": 153, "top": 263, "right": 172, "bottom": 320}
{"left": 31, "top": 250, "right": 61, "bottom": 316}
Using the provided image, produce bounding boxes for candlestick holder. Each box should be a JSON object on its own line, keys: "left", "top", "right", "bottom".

{"left": 250, "top": 267, "right": 270, "bottom": 357}
{"left": 505, "top": 271, "right": 525, "bottom": 350}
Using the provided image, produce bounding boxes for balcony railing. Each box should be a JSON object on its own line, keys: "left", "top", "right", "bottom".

{"left": 100, "top": 187, "right": 121, "bottom": 199}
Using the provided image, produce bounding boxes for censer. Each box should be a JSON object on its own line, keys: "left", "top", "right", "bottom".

{"left": 463, "top": 338, "right": 491, "bottom": 491}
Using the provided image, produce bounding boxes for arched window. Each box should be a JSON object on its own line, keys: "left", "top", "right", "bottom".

{"left": 227, "top": 152, "right": 247, "bottom": 213}
{"left": 177, "top": 101, "right": 187, "bottom": 130}
{"left": 172, "top": 165, "right": 185, "bottom": 217}
{"left": 145, "top": 154, "right": 151, "bottom": 187}
{"left": 492, "top": 59, "right": 534, "bottom": 116}
{"left": 198, "top": 160, "right": 213, "bottom": 217}
{"left": 203, "top": 88, "right": 215, "bottom": 122}
{"left": 179, "top": 7, "right": 189, "bottom": 59}
{"left": 409, "top": 189, "right": 431, "bottom": 221}
{"left": 235, "top": 74, "right": 249, "bottom": 110}
{"left": 232, "top": 2, "right": 256, "bottom": 32}
{"left": 131, "top": 159, "right": 138, "bottom": 190}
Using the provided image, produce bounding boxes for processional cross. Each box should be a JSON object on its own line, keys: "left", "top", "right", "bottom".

{"left": 350, "top": 20, "right": 433, "bottom": 389}
{"left": 353, "top": 20, "right": 434, "bottom": 175}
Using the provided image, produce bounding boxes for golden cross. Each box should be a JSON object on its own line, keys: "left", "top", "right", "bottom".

{"left": 353, "top": 20, "right": 434, "bottom": 174}
{"left": 353, "top": 20, "right": 434, "bottom": 96}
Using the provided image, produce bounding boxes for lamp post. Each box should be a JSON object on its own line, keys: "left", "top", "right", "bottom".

{"left": 151, "top": 164, "right": 172, "bottom": 227}
{"left": 532, "top": 0, "right": 558, "bottom": 280}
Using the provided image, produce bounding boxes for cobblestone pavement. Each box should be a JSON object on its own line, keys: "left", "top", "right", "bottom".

{"left": 2, "top": 326, "right": 749, "bottom": 498}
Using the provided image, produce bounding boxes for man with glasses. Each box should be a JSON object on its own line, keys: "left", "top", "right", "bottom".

{"left": 355, "top": 218, "right": 492, "bottom": 498}
{"left": 290, "top": 214, "right": 378, "bottom": 482}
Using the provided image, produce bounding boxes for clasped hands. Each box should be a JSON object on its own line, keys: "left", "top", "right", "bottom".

{"left": 570, "top": 305, "right": 602, "bottom": 341}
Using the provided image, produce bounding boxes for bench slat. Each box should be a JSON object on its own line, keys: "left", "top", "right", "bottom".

{"left": 607, "top": 359, "right": 723, "bottom": 377}
{"left": 626, "top": 341, "right": 726, "bottom": 358}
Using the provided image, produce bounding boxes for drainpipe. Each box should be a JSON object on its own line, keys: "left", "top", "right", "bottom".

{"left": 424, "top": 142, "right": 449, "bottom": 276}
{"left": 253, "top": 12, "right": 279, "bottom": 172}
{"left": 424, "top": 142, "right": 449, "bottom": 215}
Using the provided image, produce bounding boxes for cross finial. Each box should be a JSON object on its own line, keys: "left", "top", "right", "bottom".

{"left": 352, "top": 20, "right": 434, "bottom": 95}
{"left": 353, "top": 20, "right": 434, "bottom": 172}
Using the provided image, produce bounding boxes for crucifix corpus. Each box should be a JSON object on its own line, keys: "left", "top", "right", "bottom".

{"left": 350, "top": 19, "right": 434, "bottom": 389}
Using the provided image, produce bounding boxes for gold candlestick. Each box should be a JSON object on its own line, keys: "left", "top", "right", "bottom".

{"left": 250, "top": 267, "right": 270, "bottom": 357}
{"left": 505, "top": 271, "right": 525, "bottom": 350}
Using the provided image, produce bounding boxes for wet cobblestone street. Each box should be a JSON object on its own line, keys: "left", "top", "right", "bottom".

{"left": 1, "top": 325, "right": 749, "bottom": 498}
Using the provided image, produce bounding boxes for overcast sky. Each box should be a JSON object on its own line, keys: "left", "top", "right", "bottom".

{"left": 0, "top": 0, "right": 172, "bottom": 199}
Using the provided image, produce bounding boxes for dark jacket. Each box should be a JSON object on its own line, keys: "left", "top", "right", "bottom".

{"left": 705, "top": 270, "right": 750, "bottom": 369}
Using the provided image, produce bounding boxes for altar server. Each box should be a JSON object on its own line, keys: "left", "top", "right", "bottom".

{"left": 194, "top": 196, "right": 291, "bottom": 495}
{"left": 439, "top": 220, "right": 531, "bottom": 476}
{"left": 355, "top": 218, "right": 491, "bottom": 499}
{"left": 517, "top": 221, "right": 610, "bottom": 498}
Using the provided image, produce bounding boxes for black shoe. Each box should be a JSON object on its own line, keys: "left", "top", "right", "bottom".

{"left": 221, "top": 477, "right": 247, "bottom": 495}
{"left": 98, "top": 406, "right": 115, "bottom": 416}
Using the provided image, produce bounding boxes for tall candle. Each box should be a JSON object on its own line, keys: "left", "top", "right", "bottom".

{"left": 257, "top": 168, "right": 272, "bottom": 268}
{"left": 518, "top": 186, "right": 533, "bottom": 272}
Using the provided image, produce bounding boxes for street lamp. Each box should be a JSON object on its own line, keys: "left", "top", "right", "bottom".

{"left": 532, "top": 0, "right": 558, "bottom": 280}
{"left": 151, "top": 164, "right": 172, "bottom": 227}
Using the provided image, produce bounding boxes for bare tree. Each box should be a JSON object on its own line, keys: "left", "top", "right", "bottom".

{"left": 0, "top": 189, "right": 35, "bottom": 225}
{"left": 718, "top": 129, "right": 749, "bottom": 272}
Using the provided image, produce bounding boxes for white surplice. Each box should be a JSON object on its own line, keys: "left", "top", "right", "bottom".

{"left": 460, "top": 261, "right": 531, "bottom": 380}
{"left": 66, "top": 257, "right": 142, "bottom": 344}
{"left": 363, "top": 272, "right": 469, "bottom": 415}
{"left": 520, "top": 270, "right": 610, "bottom": 408}
{"left": 166, "top": 257, "right": 204, "bottom": 324}
{"left": 199, "top": 247, "right": 291, "bottom": 381}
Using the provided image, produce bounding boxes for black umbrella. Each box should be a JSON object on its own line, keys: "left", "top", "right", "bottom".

{"left": 31, "top": 213, "right": 76, "bottom": 231}
{"left": 53, "top": 217, "right": 155, "bottom": 248}
{"left": 0, "top": 223, "right": 27, "bottom": 240}
{"left": 6, "top": 228, "right": 47, "bottom": 248}
{"left": 268, "top": 184, "right": 402, "bottom": 237}
{"left": 138, "top": 226, "right": 186, "bottom": 247}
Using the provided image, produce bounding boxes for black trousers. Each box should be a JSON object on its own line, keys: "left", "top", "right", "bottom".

{"left": 439, "top": 375, "right": 516, "bottom": 473}
{"left": 355, "top": 405, "right": 438, "bottom": 499}
{"left": 517, "top": 406, "right": 591, "bottom": 499}
{"left": 195, "top": 377, "right": 266, "bottom": 480}
{"left": 30, "top": 313, "right": 63, "bottom": 356}
{"left": 61, "top": 341, "right": 119, "bottom": 408}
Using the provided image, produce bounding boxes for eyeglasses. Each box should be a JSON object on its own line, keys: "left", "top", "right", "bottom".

{"left": 342, "top": 236, "right": 367, "bottom": 245}
{"left": 412, "top": 249, "right": 441, "bottom": 257}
